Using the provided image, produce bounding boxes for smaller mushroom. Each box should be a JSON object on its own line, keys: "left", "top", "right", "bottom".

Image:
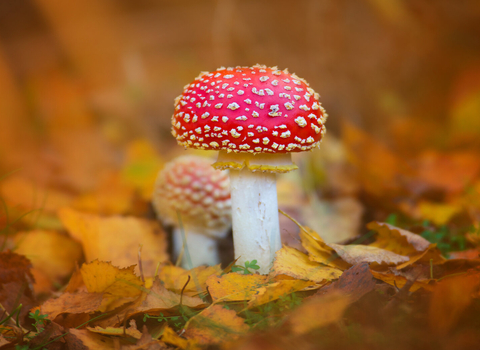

{"left": 152, "top": 155, "right": 231, "bottom": 268}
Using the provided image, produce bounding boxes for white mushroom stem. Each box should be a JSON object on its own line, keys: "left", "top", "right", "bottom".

{"left": 172, "top": 227, "right": 222, "bottom": 269}
{"left": 229, "top": 168, "right": 282, "bottom": 274}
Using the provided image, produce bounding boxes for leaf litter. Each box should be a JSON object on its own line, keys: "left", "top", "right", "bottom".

{"left": 2, "top": 125, "right": 480, "bottom": 349}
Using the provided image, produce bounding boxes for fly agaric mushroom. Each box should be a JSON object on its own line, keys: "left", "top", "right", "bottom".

{"left": 171, "top": 65, "right": 327, "bottom": 274}
{"left": 152, "top": 155, "right": 231, "bottom": 268}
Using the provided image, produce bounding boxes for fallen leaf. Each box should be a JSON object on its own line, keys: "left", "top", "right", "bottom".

{"left": 206, "top": 273, "right": 268, "bottom": 302}
{"left": 287, "top": 291, "right": 351, "bottom": 335}
{"left": 370, "top": 270, "right": 434, "bottom": 292}
{"left": 417, "top": 200, "right": 462, "bottom": 226}
{"left": 0, "top": 250, "right": 34, "bottom": 287}
{"left": 59, "top": 207, "right": 169, "bottom": 276}
{"left": 395, "top": 244, "right": 445, "bottom": 270}
{"left": 120, "top": 325, "right": 167, "bottom": 350}
{"left": 303, "top": 196, "right": 364, "bottom": 244}
{"left": 72, "top": 171, "right": 136, "bottom": 215}
{"left": 13, "top": 230, "right": 83, "bottom": 288}
{"left": 68, "top": 328, "right": 115, "bottom": 350}
{"left": 28, "top": 321, "right": 65, "bottom": 350}
{"left": 247, "top": 279, "right": 315, "bottom": 309}
{"left": 316, "top": 263, "right": 376, "bottom": 303}
{"left": 415, "top": 151, "right": 480, "bottom": 195}
{"left": 429, "top": 272, "right": 480, "bottom": 333}
{"left": 342, "top": 122, "right": 412, "bottom": 197}
{"left": 184, "top": 305, "right": 249, "bottom": 345}
{"left": 271, "top": 246, "right": 343, "bottom": 282}
{"left": 87, "top": 322, "right": 142, "bottom": 339}
{"left": 81, "top": 260, "right": 143, "bottom": 297}
{"left": 157, "top": 264, "right": 222, "bottom": 296}
{"left": 161, "top": 326, "right": 192, "bottom": 350}
{"left": 281, "top": 210, "right": 349, "bottom": 269}
{"left": 0, "top": 175, "right": 73, "bottom": 215}
{"left": 328, "top": 243, "right": 409, "bottom": 265}
{"left": 133, "top": 277, "right": 206, "bottom": 316}
{"left": 367, "top": 221, "right": 431, "bottom": 255}
{"left": 41, "top": 291, "right": 104, "bottom": 320}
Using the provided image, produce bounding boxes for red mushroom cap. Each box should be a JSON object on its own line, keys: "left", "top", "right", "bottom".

{"left": 152, "top": 156, "right": 231, "bottom": 236}
{"left": 172, "top": 65, "right": 327, "bottom": 154}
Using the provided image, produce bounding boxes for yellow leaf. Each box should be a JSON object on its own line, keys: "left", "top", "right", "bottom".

{"left": 206, "top": 273, "right": 268, "bottom": 302}
{"left": 328, "top": 243, "right": 409, "bottom": 265}
{"left": 69, "top": 329, "right": 115, "bottom": 350}
{"left": 271, "top": 246, "right": 343, "bottom": 282}
{"left": 59, "top": 207, "right": 169, "bottom": 276}
{"left": 281, "top": 210, "right": 349, "bottom": 269}
{"left": 288, "top": 292, "right": 351, "bottom": 335}
{"left": 81, "top": 260, "right": 143, "bottom": 298}
{"left": 417, "top": 201, "right": 462, "bottom": 226}
{"left": 134, "top": 277, "right": 206, "bottom": 314}
{"left": 184, "top": 305, "right": 249, "bottom": 345}
{"left": 158, "top": 264, "right": 222, "bottom": 296}
{"left": 14, "top": 230, "right": 83, "bottom": 286}
{"left": 247, "top": 279, "right": 315, "bottom": 309}
{"left": 162, "top": 326, "right": 195, "bottom": 350}
{"left": 87, "top": 324, "right": 142, "bottom": 339}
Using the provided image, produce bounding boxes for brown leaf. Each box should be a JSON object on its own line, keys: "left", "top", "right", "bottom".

{"left": 40, "top": 291, "right": 104, "bottom": 321}
{"left": 184, "top": 304, "right": 249, "bottom": 345}
{"left": 0, "top": 250, "right": 34, "bottom": 287}
{"left": 28, "top": 321, "right": 65, "bottom": 350}
{"left": 316, "top": 263, "right": 376, "bottom": 303}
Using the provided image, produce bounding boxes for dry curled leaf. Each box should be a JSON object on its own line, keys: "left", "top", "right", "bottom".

{"left": 327, "top": 243, "right": 409, "bottom": 265}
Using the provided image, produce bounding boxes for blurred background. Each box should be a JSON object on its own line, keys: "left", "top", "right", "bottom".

{"left": 1, "top": 0, "right": 480, "bottom": 270}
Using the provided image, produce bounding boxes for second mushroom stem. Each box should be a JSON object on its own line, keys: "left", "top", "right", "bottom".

{"left": 229, "top": 168, "right": 282, "bottom": 274}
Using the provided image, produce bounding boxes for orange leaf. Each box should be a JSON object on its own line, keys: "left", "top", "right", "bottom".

{"left": 287, "top": 291, "right": 351, "bottom": 335}
{"left": 429, "top": 272, "right": 480, "bottom": 333}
